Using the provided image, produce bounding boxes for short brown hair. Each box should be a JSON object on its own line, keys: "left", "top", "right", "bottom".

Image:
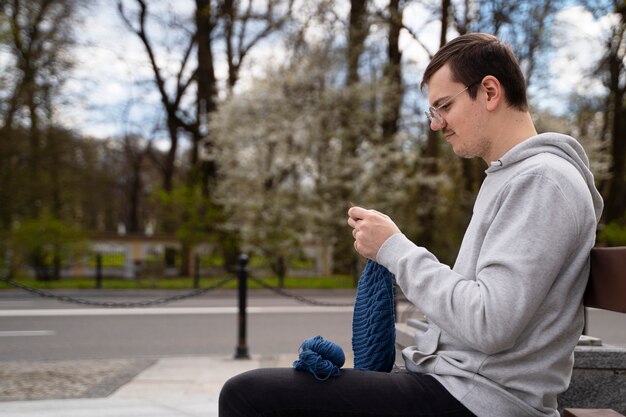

{"left": 421, "top": 33, "right": 528, "bottom": 111}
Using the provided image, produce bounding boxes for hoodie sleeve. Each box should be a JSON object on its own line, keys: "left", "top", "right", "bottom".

{"left": 377, "top": 172, "right": 581, "bottom": 355}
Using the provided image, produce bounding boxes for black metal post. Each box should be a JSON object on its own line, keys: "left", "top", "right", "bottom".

{"left": 235, "top": 253, "right": 250, "bottom": 359}
{"left": 95, "top": 253, "right": 103, "bottom": 289}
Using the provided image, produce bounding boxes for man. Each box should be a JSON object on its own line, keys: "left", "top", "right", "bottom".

{"left": 219, "top": 33, "right": 603, "bottom": 417}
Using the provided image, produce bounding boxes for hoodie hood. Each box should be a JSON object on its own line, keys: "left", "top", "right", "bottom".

{"left": 485, "top": 132, "right": 604, "bottom": 222}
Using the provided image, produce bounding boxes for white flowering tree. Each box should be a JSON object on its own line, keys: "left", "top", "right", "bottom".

{"left": 209, "top": 42, "right": 458, "bottom": 272}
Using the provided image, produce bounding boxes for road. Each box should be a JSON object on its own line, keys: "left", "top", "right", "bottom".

{"left": 0, "top": 288, "right": 357, "bottom": 361}
{"left": 0, "top": 288, "right": 624, "bottom": 362}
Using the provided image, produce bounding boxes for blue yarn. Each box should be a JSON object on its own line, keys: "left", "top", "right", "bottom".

{"left": 352, "top": 260, "right": 396, "bottom": 372}
{"left": 293, "top": 335, "right": 345, "bottom": 380}
{"left": 294, "top": 260, "right": 396, "bottom": 379}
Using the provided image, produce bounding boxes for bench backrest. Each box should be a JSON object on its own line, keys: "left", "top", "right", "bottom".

{"left": 585, "top": 247, "right": 626, "bottom": 313}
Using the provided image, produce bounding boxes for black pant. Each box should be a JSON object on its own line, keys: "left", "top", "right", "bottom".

{"left": 219, "top": 367, "right": 477, "bottom": 417}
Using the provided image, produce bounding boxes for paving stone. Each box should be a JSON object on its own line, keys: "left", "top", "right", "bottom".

{"left": 0, "top": 358, "right": 155, "bottom": 401}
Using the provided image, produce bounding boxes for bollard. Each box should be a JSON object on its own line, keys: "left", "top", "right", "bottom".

{"left": 95, "top": 253, "right": 103, "bottom": 289}
{"left": 235, "top": 253, "right": 250, "bottom": 359}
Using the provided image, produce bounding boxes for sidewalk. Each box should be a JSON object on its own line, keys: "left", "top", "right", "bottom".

{"left": 0, "top": 354, "right": 309, "bottom": 417}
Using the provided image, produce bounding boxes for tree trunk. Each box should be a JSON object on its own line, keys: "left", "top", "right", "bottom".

{"left": 604, "top": 21, "right": 626, "bottom": 222}
{"left": 26, "top": 69, "right": 43, "bottom": 218}
{"left": 333, "top": 0, "right": 370, "bottom": 273}
{"left": 381, "top": 0, "right": 403, "bottom": 142}
{"left": 128, "top": 158, "right": 143, "bottom": 233}
{"left": 418, "top": 0, "right": 450, "bottom": 250}
{"left": 347, "top": 0, "right": 369, "bottom": 87}
{"left": 195, "top": 0, "right": 218, "bottom": 193}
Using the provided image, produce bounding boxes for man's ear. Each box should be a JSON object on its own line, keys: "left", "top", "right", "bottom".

{"left": 481, "top": 76, "right": 502, "bottom": 111}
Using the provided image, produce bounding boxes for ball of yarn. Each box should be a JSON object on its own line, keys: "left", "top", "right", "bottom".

{"left": 293, "top": 335, "right": 345, "bottom": 380}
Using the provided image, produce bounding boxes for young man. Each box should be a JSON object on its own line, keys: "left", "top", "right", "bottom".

{"left": 219, "top": 33, "right": 603, "bottom": 417}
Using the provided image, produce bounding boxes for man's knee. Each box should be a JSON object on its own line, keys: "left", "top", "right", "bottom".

{"left": 220, "top": 371, "right": 251, "bottom": 416}
{"left": 219, "top": 369, "right": 272, "bottom": 416}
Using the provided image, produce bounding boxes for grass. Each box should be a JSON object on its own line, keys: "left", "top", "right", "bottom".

{"left": 0, "top": 274, "right": 356, "bottom": 290}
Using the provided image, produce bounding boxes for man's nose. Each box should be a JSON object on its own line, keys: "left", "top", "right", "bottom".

{"left": 430, "top": 117, "right": 446, "bottom": 131}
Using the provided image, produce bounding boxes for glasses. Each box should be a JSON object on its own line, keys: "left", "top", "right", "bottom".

{"left": 425, "top": 85, "right": 471, "bottom": 126}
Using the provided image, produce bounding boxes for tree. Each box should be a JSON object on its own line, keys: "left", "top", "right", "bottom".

{"left": 0, "top": 0, "right": 76, "bottom": 130}
{"left": 153, "top": 183, "right": 224, "bottom": 275}
{"left": 380, "top": 0, "right": 404, "bottom": 142}
{"left": 0, "top": 0, "right": 78, "bottom": 227}
{"left": 211, "top": 34, "right": 383, "bottom": 273}
{"left": 210, "top": 57, "right": 324, "bottom": 275}
{"left": 597, "top": 1, "right": 626, "bottom": 223}
{"left": 10, "top": 209, "right": 85, "bottom": 281}
{"left": 117, "top": 0, "right": 296, "bottom": 274}
{"left": 328, "top": 0, "right": 373, "bottom": 272}
{"left": 472, "top": 0, "right": 564, "bottom": 88}
{"left": 194, "top": 0, "right": 218, "bottom": 191}
{"left": 220, "top": 0, "right": 295, "bottom": 93}
{"left": 418, "top": 0, "right": 453, "bottom": 251}
{"left": 121, "top": 134, "right": 153, "bottom": 233}
{"left": 118, "top": 0, "right": 294, "bottom": 192}
{"left": 117, "top": 0, "right": 198, "bottom": 193}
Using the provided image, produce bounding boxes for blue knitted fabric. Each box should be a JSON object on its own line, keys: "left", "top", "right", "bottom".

{"left": 352, "top": 259, "right": 396, "bottom": 372}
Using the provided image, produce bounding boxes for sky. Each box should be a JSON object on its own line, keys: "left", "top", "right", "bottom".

{"left": 548, "top": 6, "right": 615, "bottom": 100}
{"left": 59, "top": 0, "right": 615, "bottom": 147}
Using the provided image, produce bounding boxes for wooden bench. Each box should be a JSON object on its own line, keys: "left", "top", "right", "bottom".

{"left": 583, "top": 247, "right": 626, "bottom": 314}
{"left": 563, "top": 246, "right": 626, "bottom": 417}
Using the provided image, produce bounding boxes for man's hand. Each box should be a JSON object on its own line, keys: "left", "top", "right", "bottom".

{"left": 347, "top": 206, "right": 402, "bottom": 260}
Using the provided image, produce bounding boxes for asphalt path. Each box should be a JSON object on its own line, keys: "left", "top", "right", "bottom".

{"left": 0, "top": 288, "right": 358, "bottom": 361}
{"left": 0, "top": 288, "right": 624, "bottom": 362}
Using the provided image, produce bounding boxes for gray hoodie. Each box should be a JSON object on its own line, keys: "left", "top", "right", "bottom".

{"left": 377, "top": 133, "right": 603, "bottom": 417}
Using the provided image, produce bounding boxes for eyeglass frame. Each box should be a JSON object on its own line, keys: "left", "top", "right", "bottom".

{"left": 425, "top": 82, "right": 479, "bottom": 125}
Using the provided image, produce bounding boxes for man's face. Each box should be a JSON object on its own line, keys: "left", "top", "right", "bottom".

{"left": 427, "top": 65, "right": 491, "bottom": 161}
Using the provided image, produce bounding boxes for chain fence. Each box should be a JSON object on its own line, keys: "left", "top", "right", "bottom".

{"left": 0, "top": 271, "right": 355, "bottom": 308}
{"left": 248, "top": 275, "right": 354, "bottom": 307}
{"left": 0, "top": 274, "right": 236, "bottom": 308}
